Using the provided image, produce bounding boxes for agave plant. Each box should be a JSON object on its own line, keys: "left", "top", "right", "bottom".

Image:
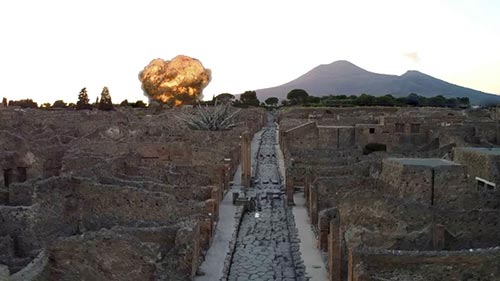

{"left": 178, "top": 102, "right": 240, "bottom": 131}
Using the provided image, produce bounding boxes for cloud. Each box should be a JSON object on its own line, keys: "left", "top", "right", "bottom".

{"left": 402, "top": 52, "right": 420, "bottom": 63}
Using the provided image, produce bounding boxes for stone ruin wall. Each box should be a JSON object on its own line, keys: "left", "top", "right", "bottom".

{"left": 0, "top": 106, "right": 268, "bottom": 280}
{"left": 317, "top": 126, "right": 356, "bottom": 150}
{"left": 0, "top": 107, "right": 266, "bottom": 185}
{"left": 319, "top": 198, "right": 500, "bottom": 280}
{"left": 454, "top": 147, "right": 500, "bottom": 186}
{"left": 278, "top": 106, "right": 500, "bottom": 281}
{"left": 286, "top": 149, "right": 364, "bottom": 186}
{"left": 379, "top": 160, "right": 469, "bottom": 208}
{"left": 336, "top": 197, "right": 500, "bottom": 248}
{"left": 349, "top": 247, "right": 500, "bottom": 281}
{"left": 279, "top": 107, "right": 499, "bottom": 156}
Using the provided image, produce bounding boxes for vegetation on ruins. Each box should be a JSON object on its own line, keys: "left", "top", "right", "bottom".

{"left": 287, "top": 89, "right": 310, "bottom": 105}
{"left": 265, "top": 97, "right": 279, "bottom": 107}
{"left": 234, "top": 90, "right": 260, "bottom": 107}
{"left": 119, "top": 99, "right": 148, "bottom": 108}
{"left": 40, "top": 102, "right": 51, "bottom": 109}
{"left": 52, "top": 100, "right": 68, "bottom": 108}
{"left": 76, "top": 87, "right": 92, "bottom": 110}
{"left": 132, "top": 100, "right": 147, "bottom": 108}
{"left": 178, "top": 102, "right": 240, "bottom": 131}
{"left": 215, "top": 93, "right": 235, "bottom": 104}
{"left": 98, "top": 86, "right": 114, "bottom": 111}
{"left": 8, "top": 99, "right": 38, "bottom": 108}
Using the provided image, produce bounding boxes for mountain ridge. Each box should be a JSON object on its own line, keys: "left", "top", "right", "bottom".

{"left": 254, "top": 61, "right": 500, "bottom": 105}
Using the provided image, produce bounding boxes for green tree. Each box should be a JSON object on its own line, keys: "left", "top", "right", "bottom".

{"left": 240, "top": 90, "right": 260, "bottom": 107}
{"left": 131, "top": 100, "right": 147, "bottom": 108}
{"left": 445, "top": 98, "right": 458, "bottom": 108}
{"left": 457, "top": 97, "right": 470, "bottom": 108}
{"left": 355, "top": 94, "right": 376, "bottom": 106}
{"left": 265, "top": 97, "right": 279, "bottom": 106}
{"left": 8, "top": 99, "right": 38, "bottom": 108}
{"left": 427, "top": 95, "right": 446, "bottom": 107}
{"left": 76, "top": 87, "right": 91, "bottom": 110}
{"left": 215, "top": 93, "right": 235, "bottom": 104}
{"left": 98, "top": 86, "right": 114, "bottom": 111}
{"left": 395, "top": 97, "right": 407, "bottom": 106}
{"left": 406, "top": 93, "right": 420, "bottom": 106}
{"left": 232, "top": 99, "right": 242, "bottom": 107}
{"left": 306, "top": 96, "right": 321, "bottom": 104}
{"left": 120, "top": 99, "right": 130, "bottom": 107}
{"left": 287, "top": 89, "right": 309, "bottom": 105}
{"left": 40, "top": 102, "right": 51, "bottom": 109}
{"left": 2, "top": 97, "right": 7, "bottom": 107}
{"left": 52, "top": 100, "right": 67, "bottom": 108}
{"left": 375, "top": 95, "right": 396, "bottom": 106}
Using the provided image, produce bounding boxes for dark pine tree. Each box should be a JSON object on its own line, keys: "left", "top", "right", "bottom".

{"left": 98, "top": 86, "right": 114, "bottom": 111}
{"left": 76, "top": 88, "right": 91, "bottom": 110}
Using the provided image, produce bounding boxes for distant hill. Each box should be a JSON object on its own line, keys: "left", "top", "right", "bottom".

{"left": 255, "top": 60, "right": 500, "bottom": 105}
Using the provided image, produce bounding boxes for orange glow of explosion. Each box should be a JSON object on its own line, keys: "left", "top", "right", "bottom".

{"left": 139, "top": 55, "right": 211, "bottom": 106}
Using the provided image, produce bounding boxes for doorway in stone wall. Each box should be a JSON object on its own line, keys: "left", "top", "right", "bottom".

{"left": 17, "top": 167, "right": 27, "bottom": 182}
{"left": 3, "top": 168, "right": 13, "bottom": 187}
{"left": 363, "top": 143, "right": 387, "bottom": 155}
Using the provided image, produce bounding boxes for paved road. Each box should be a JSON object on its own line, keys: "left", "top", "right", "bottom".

{"left": 196, "top": 128, "right": 264, "bottom": 281}
{"left": 228, "top": 119, "right": 303, "bottom": 281}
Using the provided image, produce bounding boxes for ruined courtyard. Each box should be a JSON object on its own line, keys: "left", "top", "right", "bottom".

{"left": 1, "top": 105, "right": 500, "bottom": 280}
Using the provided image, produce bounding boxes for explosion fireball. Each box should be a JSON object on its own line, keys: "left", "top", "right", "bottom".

{"left": 139, "top": 55, "right": 211, "bottom": 106}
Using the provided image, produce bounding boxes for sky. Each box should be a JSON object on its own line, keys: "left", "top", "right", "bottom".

{"left": 0, "top": 0, "right": 499, "bottom": 104}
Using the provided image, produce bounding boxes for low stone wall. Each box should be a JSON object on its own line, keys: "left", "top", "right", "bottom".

{"left": 39, "top": 221, "right": 201, "bottom": 281}
{"left": 10, "top": 249, "right": 47, "bottom": 281}
{"left": 454, "top": 147, "right": 500, "bottom": 187}
{"left": 32, "top": 176, "right": 205, "bottom": 245}
{"left": 283, "top": 122, "right": 319, "bottom": 151}
{"left": 97, "top": 176, "right": 215, "bottom": 202}
{"left": 335, "top": 193, "right": 500, "bottom": 250}
{"left": 0, "top": 205, "right": 38, "bottom": 256}
{"left": 350, "top": 246, "right": 500, "bottom": 281}
{"left": 315, "top": 176, "right": 377, "bottom": 212}
{"left": 286, "top": 149, "right": 364, "bottom": 187}
{"left": 380, "top": 158, "right": 469, "bottom": 207}
{"left": 41, "top": 229, "right": 158, "bottom": 281}
{"left": 312, "top": 161, "right": 373, "bottom": 179}
{"left": 437, "top": 209, "right": 500, "bottom": 249}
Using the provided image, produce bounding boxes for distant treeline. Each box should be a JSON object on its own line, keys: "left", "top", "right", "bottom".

{"left": 301, "top": 93, "right": 470, "bottom": 108}
{"left": 282, "top": 89, "right": 470, "bottom": 108}
{"left": 209, "top": 90, "right": 471, "bottom": 109}
{"left": 2, "top": 99, "right": 148, "bottom": 109}
{"left": 1, "top": 89, "right": 473, "bottom": 110}
{"left": 1, "top": 87, "right": 148, "bottom": 110}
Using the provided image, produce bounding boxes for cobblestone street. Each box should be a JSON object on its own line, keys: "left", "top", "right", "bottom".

{"left": 228, "top": 120, "right": 305, "bottom": 281}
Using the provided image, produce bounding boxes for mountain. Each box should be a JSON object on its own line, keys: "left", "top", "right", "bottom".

{"left": 255, "top": 60, "right": 500, "bottom": 105}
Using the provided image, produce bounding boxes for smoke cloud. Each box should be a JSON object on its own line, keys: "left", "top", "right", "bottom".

{"left": 403, "top": 52, "right": 420, "bottom": 63}
{"left": 139, "top": 55, "right": 211, "bottom": 106}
